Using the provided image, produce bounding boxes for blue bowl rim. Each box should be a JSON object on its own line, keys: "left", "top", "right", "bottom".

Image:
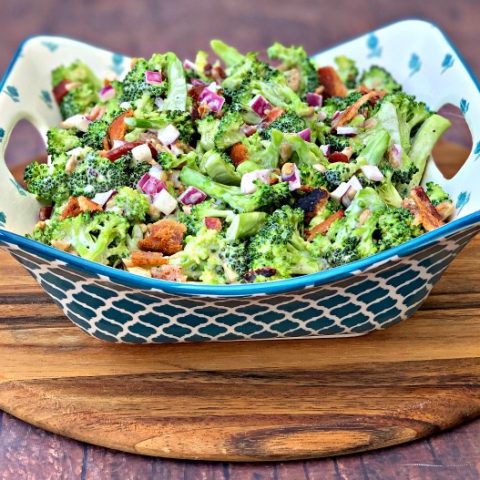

{"left": 1, "top": 19, "right": 480, "bottom": 297}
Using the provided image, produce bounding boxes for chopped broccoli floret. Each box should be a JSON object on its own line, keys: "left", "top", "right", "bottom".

{"left": 196, "top": 115, "right": 220, "bottom": 151}
{"left": 267, "top": 42, "right": 319, "bottom": 95}
{"left": 177, "top": 200, "right": 233, "bottom": 236}
{"left": 24, "top": 161, "right": 70, "bottom": 203}
{"left": 377, "top": 207, "right": 423, "bottom": 250}
{"left": 426, "top": 181, "right": 450, "bottom": 206}
{"left": 248, "top": 205, "right": 324, "bottom": 280}
{"left": 47, "top": 127, "right": 82, "bottom": 156}
{"left": 179, "top": 167, "right": 291, "bottom": 213}
{"left": 214, "top": 111, "right": 245, "bottom": 149}
{"left": 261, "top": 111, "right": 306, "bottom": 140}
{"left": 323, "top": 162, "right": 359, "bottom": 190}
{"left": 108, "top": 187, "right": 150, "bottom": 223}
{"left": 334, "top": 56, "right": 359, "bottom": 89}
{"left": 359, "top": 66, "right": 402, "bottom": 93}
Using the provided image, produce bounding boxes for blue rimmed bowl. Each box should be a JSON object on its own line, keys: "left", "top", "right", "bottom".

{"left": 1, "top": 19, "right": 479, "bottom": 344}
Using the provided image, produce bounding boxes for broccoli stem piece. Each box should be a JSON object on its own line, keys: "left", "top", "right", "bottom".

{"left": 200, "top": 150, "right": 241, "bottom": 185}
{"left": 161, "top": 53, "right": 187, "bottom": 111}
{"left": 408, "top": 114, "right": 451, "bottom": 187}
{"left": 226, "top": 212, "right": 267, "bottom": 241}
{"left": 356, "top": 128, "right": 390, "bottom": 166}
{"left": 210, "top": 40, "right": 244, "bottom": 67}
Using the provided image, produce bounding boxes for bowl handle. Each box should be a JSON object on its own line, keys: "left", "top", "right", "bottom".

{"left": 0, "top": 45, "right": 59, "bottom": 235}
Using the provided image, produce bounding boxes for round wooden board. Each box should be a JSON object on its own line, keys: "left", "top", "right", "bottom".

{"left": 0, "top": 143, "right": 479, "bottom": 461}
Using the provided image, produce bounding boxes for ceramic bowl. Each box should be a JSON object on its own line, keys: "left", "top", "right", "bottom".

{"left": 1, "top": 19, "right": 479, "bottom": 343}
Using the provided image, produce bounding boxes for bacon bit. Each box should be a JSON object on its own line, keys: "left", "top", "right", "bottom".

{"left": 204, "top": 217, "right": 223, "bottom": 231}
{"left": 262, "top": 107, "right": 284, "bottom": 126}
{"left": 60, "top": 196, "right": 102, "bottom": 220}
{"left": 317, "top": 66, "right": 348, "bottom": 98}
{"left": 327, "top": 151, "right": 349, "bottom": 163}
{"left": 39, "top": 206, "right": 53, "bottom": 221}
{"left": 101, "top": 141, "right": 143, "bottom": 161}
{"left": 435, "top": 201, "right": 455, "bottom": 221}
{"left": 204, "top": 63, "right": 213, "bottom": 77}
{"left": 151, "top": 265, "right": 187, "bottom": 282}
{"left": 331, "top": 91, "right": 384, "bottom": 128}
{"left": 211, "top": 64, "right": 227, "bottom": 83}
{"left": 286, "top": 67, "right": 301, "bottom": 92}
{"left": 315, "top": 85, "right": 325, "bottom": 95}
{"left": 106, "top": 110, "right": 133, "bottom": 149}
{"left": 138, "top": 219, "right": 187, "bottom": 255}
{"left": 52, "top": 80, "right": 70, "bottom": 103}
{"left": 243, "top": 267, "right": 277, "bottom": 283}
{"left": 197, "top": 102, "right": 211, "bottom": 119}
{"left": 241, "top": 124, "right": 257, "bottom": 137}
{"left": 409, "top": 186, "right": 444, "bottom": 232}
{"left": 128, "top": 251, "right": 169, "bottom": 267}
{"left": 294, "top": 188, "right": 329, "bottom": 224}
{"left": 307, "top": 210, "right": 345, "bottom": 240}
{"left": 229, "top": 143, "right": 248, "bottom": 167}
{"left": 188, "top": 84, "right": 206, "bottom": 102}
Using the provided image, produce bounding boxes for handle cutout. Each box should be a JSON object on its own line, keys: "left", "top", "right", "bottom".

{"left": 5, "top": 119, "right": 47, "bottom": 185}
{"left": 432, "top": 103, "right": 472, "bottom": 179}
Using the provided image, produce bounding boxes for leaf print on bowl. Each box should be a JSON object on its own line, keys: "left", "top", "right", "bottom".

{"left": 40, "top": 90, "right": 53, "bottom": 109}
{"left": 9, "top": 178, "right": 27, "bottom": 197}
{"left": 456, "top": 191, "right": 471, "bottom": 214}
{"left": 409, "top": 53, "right": 421, "bottom": 76}
{"left": 41, "top": 41, "right": 59, "bottom": 52}
{"left": 460, "top": 98, "right": 470, "bottom": 114}
{"left": 0, "top": 212, "right": 6, "bottom": 228}
{"left": 4, "top": 86, "right": 19, "bottom": 103}
{"left": 474, "top": 141, "right": 480, "bottom": 161}
{"left": 0, "top": 128, "right": 5, "bottom": 143}
{"left": 110, "top": 53, "right": 124, "bottom": 76}
{"left": 441, "top": 53, "right": 454, "bottom": 73}
{"left": 366, "top": 33, "right": 382, "bottom": 58}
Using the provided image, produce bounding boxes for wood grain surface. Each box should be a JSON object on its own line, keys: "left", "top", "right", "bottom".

{"left": 1, "top": 0, "right": 480, "bottom": 477}
{"left": 0, "top": 142, "right": 479, "bottom": 464}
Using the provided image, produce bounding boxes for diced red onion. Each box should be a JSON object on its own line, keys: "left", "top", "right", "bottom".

{"left": 132, "top": 143, "right": 153, "bottom": 163}
{"left": 151, "top": 189, "right": 177, "bottom": 215}
{"left": 240, "top": 169, "right": 271, "bottom": 194}
{"left": 148, "top": 165, "right": 163, "bottom": 179}
{"left": 157, "top": 124, "right": 180, "bottom": 146}
{"left": 241, "top": 124, "right": 257, "bottom": 137}
{"left": 112, "top": 140, "right": 126, "bottom": 149}
{"left": 60, "top": 114, "right": 91, "bottom": 132}
{"left": 330, "top": 182, "right": 351, "bottom": 202}
{"left": 183, "top": 59, "right": 196, "bottom": 70}
{"left": 347, "top": 175, "right": 363, "bottom": 193}
{"left": 249, "top": 95, "right": 272, "bottom": 117}
{"left": 306, "top": 92, "right": 323, "bottom": 107}
{"left": 281, "top": 163, "right": 301, "bottom": 191}
{"left": 145, "top": 70, "right": 163, "bottom": 85}
{"left": 99, "top": 85, "right": 115, "bottom": 102}
{"left": 341, "top": 186, "right": 353, "bottom": 207}
{"left": 389, "top": 143, "right": 403, "bottom": 168}
{"left": 154, "top": 97, "right": 164, "bottom": 109}
{"left": 361, "top": 165, "right": 385, "bottom": 182}
{"left": 317, "top": 111, "right": 327, "bottom": 121}
{"left": 91, "top": 189, "right": 116, "bottom": 207}
{"left": 298, "top": 128, "right": 311, "bottom": 142}
{"left": 199, "top": 89, "right": 225, "bottom": 113}
{"left": 137, "top": 173, "right": 166, "bottom": 195}
{"left": 342, "top": 146, "right": 354, "bottom": 160}
{"left": 170, "top": 143, "right": 184, "bottom": 156}
{"left": 336, "top": 126, "right": 358, "bottom": 136}
{"left": 191, "top": 78, "right": 207, "bottom": 87}
{"left": 178, "top": 186, "right": 208, "bottom": 205}
{"left": 332, "top": 110, "right": 343, "bottom": 121}
{"left": 320, "top": 144, "right": 331, "bottom": 156}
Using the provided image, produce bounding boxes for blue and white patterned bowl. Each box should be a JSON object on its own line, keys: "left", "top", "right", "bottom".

{"left": 1, "top": 19, "right": 479, "bottom": 344}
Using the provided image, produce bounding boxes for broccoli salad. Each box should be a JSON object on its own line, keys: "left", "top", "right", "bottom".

{"left": 25, "top": 40, "right": 455, "bottom": 284}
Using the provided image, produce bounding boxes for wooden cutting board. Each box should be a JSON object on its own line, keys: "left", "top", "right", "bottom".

{"left": 0, "top": 142, "right": 478, "bottom": 461}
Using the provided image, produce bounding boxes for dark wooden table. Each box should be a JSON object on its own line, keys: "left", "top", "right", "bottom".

{"left": 1, "top": 1, "right": 479, "bottom": 478}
